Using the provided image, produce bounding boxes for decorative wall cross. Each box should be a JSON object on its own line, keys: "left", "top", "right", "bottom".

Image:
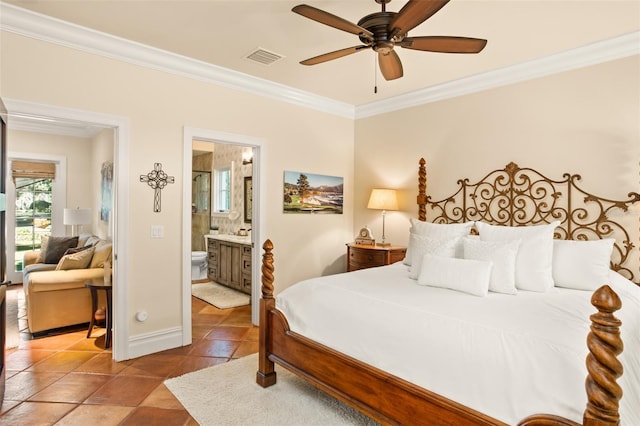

{"left": 140, "top": 163, "right": 174, "bottom": 212}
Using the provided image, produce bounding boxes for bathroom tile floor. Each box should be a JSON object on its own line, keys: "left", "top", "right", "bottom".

{"left": 1, "top": 286, "right": 258, "bottom": 425}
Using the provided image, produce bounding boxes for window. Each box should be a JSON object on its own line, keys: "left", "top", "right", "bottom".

{"left": 214, "top": 167, "right": 231, "bottom": 213}
{"left": 14, "top": 177, "right": 53, "bottom": 271}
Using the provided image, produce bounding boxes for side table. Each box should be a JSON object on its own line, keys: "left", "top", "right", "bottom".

{"left": 86, "top": 278, "right": 113, "bottom": 349}
{"left": 346, "top": 243, "right": 407, "bottom": 272}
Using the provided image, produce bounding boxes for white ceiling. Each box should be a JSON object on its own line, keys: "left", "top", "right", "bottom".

{"left": 4, "top": 0, "right": 640, "bottom": 108}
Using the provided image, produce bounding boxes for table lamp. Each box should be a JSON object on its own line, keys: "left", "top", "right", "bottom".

{"left": 367, "top": 189, "right": 398, "bottom": 247}
{"left": 64, "top": 207, "right": 91, "bottom": 236}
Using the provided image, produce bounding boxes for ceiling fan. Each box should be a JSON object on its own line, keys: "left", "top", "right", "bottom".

{"left": 293, "top": 0, "right": 487, "bottom": 81}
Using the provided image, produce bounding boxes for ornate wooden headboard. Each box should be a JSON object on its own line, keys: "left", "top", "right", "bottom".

{"left": 416, "top": 158, "right": 640, "bottom": 284}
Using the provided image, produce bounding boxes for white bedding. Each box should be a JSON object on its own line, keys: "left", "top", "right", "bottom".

{"left": 276, "top": 262, "right": 640, "bottom": 425}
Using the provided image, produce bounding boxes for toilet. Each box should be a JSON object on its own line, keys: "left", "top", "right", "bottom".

{"left": 191, "top": 251, "right": 208, "bottom": 281}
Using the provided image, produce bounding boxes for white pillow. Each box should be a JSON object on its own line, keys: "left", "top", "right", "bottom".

{"left": 417, "top": 254, "right": 492, "bottom": 297}
{"left": 408, "top": 235, "right": 459, "bottom": 279}
{"left": 553, "top": 239, "right": 614, "bottom": 290}
{"left": 463, "top": 238, "right": 520, "bottom": 295}
{"left": 476, "top": 221, "right": 559, "bottom": 292}
{"left": 404, "top": 220, "right": 474, "bottom": 265}
{"left": 404, "top": 232, "right": 421, "bottom": 266}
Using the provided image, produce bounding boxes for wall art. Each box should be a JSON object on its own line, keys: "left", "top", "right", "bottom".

{"left": 140, "top": 163, "right": 175, "bottom": 212}
{"left": 100, "top": 161, "right": 113, "bottom": 222}
{"left": 283, "top": 171, "right": 343, "bottom": 214}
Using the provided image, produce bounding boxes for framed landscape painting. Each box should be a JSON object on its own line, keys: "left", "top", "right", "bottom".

{"left": 283, "top": 171, "right": 343, "bottom": 214}
{"left": 100, "top": 161, "right": 113, "bottom": 222}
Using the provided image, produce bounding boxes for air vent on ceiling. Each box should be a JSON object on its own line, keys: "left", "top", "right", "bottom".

{"left": 244, "top": 48, "right": 284, "bottom": 66}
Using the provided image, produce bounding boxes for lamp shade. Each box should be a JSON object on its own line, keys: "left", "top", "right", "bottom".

{"left": 63, "top": 208, "right": 91, "bottom": 225}
{"left": 367, "top": 189, "right": 398, "bottom": 211}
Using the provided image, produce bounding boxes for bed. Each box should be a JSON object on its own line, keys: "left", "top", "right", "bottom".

{"left": 257, "top": 158, "right": 640, "bottom": 425}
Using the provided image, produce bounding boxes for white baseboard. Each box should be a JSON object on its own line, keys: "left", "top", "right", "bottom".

{"left": 126, "top": 326, "right": 185, "bottom": 360}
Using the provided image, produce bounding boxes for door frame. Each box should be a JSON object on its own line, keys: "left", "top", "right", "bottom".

{"left": 182, "top": 127, "right": 265, "bottom": 344}
{"left": 3, "top": 98, "right": 131, "bottom": 361}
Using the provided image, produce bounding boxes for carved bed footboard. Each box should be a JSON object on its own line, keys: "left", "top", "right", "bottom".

{"left": 257, "top": 240, "right": 625, "bottom": 425}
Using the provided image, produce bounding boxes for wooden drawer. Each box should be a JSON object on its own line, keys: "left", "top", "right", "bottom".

{"left": 242, "top": 257, "right": 251, "bottom": 273}
{"left": 388, "top": 250, "right": 406, "bottom": 265}
{"left": 241, "top": 245, "right": 252, "bottom": 292}
{"left": 346, "top": 243, "right": 407, "bottom": 272}
{"left": 350, "top": 248, "right": 385, "bottom": 266}
{"left": 349, "top": 260, "right": 381, "bottom": 271}
{"left": 207, "top": 238, "right": 219, "bottom": 280}
{"left": 242, "top": 246, "right": 252, "bottom": 272}
{"left": 241, "top": 275, "right": 251, "bottom": 294}
{"left": 207, "top": 266, "right": 218, "bottom": 280}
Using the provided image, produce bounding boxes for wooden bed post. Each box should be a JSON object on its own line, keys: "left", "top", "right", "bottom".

{"left": 520, "top": 285, "right": 624, "bottom": 426}
{"left": 417, "top": 157, "right": 427, "bottom": 221}
{"left": 256, "top": 239, "right": 277, "bottom": 387}
{"left": 584, "top": 285, "right": 623, "bottom": 426}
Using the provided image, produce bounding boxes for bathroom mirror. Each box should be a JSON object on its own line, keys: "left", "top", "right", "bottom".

{"left": 192, "top": 171, "right": 210, "bottom": 214}
{"left": 244, "top": 176, "right": 252, "bottom": 224}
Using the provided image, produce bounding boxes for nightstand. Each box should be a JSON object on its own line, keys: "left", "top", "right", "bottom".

{"left": 346, "top": 243, "right": 407, "bottom": 272}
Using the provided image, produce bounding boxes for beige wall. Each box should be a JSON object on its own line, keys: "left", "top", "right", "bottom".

{"left": 355, "top": 56, "right": 640, "bottom": 275}
{"left": 1, "top": 32, "right": 354, "bottom": 340}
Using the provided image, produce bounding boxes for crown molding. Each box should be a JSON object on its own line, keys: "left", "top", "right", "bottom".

{"left": 7, "top": 116, "right": 100, "bottom": 138}
{"left": 0, "top": 2, "right": 355, "bottom": 119}
{"left": 355, "top": 31, "right": 640, "bottom": 119}
{"left": 4, "top": 98, "right": 115, "bottom": 137}
{"left": 2, "top": 3, "right": 638, "bottom": 120}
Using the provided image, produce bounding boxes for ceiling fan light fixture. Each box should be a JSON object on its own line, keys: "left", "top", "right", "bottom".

{"left": 293, "top": 0, "right": 486, "bottom": 81}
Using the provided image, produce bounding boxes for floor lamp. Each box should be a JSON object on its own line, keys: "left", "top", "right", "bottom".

{"left": 63, "top": 207, "right": 91, "bottom": 237}
{"left": 367, "top": 189, "right": 398, "bottom": 247}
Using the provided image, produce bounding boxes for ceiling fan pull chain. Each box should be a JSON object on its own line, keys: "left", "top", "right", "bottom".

{"left": 374, "top": 55, "right": 378, "bottom": 94}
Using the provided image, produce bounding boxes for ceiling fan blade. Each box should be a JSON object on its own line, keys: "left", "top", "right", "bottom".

{"left": 390, "top": 0, "right": 450, "bottom": 38}
{"left": 300, "top": 45, "right": 369, "bottom": 66}
{"left": 378, "top": 50, "right": 403, "bottom": 81}
{"left": 401, "top": 36, "right": 487, "bottom": 53}
{"left": 292, "top": 4, "right": 373, "bottom": 39}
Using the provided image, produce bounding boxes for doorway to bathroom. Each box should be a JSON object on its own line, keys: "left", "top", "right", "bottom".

{"left": 182, "top": 127, "right": 264, "bottom": 345}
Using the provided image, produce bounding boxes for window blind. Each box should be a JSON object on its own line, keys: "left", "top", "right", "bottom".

{"left": 11, "top": 160, "right": 56, "bottom": 180}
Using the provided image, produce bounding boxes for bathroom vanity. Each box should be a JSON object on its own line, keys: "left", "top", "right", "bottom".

{"left": 206, "top": 235, "right": 251, "bottom": 295}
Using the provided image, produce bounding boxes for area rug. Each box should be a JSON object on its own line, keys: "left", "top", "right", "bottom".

{"left": 165, "top": 353, "right": 378, "bottom": 426}
{"left": 191, "top": 282, "right": 250, "bottom": 309}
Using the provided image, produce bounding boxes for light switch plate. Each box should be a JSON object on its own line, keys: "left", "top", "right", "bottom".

{"left": 151, "top": 225, "right": 164, "bottom": 238}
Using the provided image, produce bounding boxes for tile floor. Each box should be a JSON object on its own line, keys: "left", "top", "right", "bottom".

{"left": 1, "top": 285, "right": 258, "bottom": 425}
